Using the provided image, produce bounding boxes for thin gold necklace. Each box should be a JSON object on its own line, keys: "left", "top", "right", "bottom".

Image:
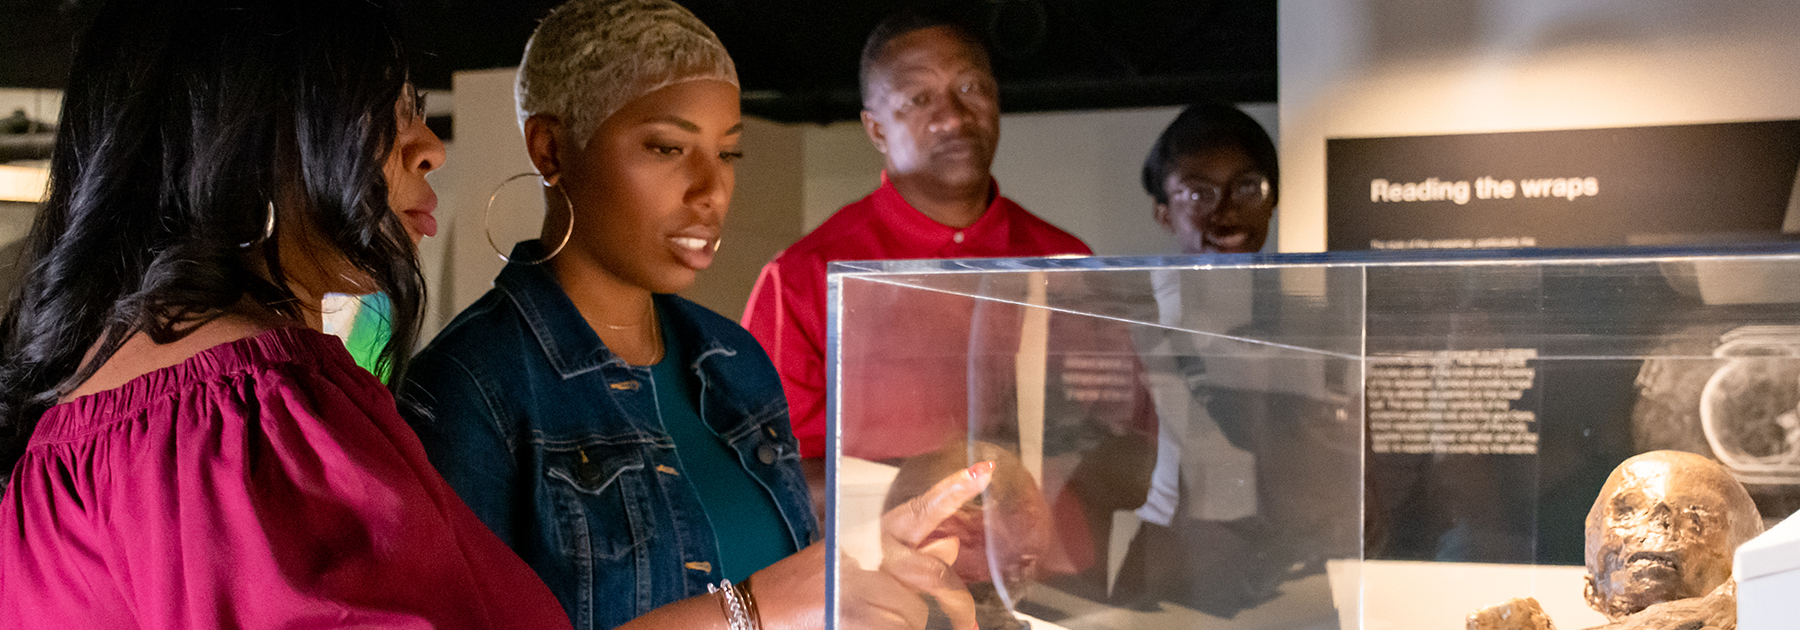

{"left": 600, "top": 300, "right": 663, "bottom": 365}
{"left": 644, "top": 305, "right": 664, "bottom": 364}
{"left": 596, "top": 298, "right": 655, "bottom": 330}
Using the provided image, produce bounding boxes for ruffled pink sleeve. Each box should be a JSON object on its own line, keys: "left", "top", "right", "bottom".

{"left": 0, "top": 329, "right": 572, "bottom": 630}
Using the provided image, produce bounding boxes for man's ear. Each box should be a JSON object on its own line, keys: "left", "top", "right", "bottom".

{"left": 861, "top": 110, "right": 889, "bottom": 156}
{"left": 523, "top": 114, "right": 567, "bottom": 185}
{"left": 1153, "top": 202, "right": 1174, "bottom": 232}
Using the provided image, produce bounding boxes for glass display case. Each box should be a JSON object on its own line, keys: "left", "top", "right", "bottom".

{"left": 824, "top": 245, "right": 1800, "bottom": 630}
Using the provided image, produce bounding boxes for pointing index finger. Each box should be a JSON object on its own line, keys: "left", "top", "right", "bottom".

{"left": 882, "top": 461, "right": 994, "bottom": 548}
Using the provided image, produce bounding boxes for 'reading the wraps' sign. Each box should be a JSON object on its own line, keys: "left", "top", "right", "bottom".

{"left": 1326, "top": 120, "right": 1800, "bottom": 251}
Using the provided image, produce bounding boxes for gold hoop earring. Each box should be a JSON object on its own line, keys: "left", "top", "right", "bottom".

{"left": 484, "top": 172, "right": 574, "bottom": 265}
{"left": 241, "top": 201, "right": 276, "bottom": 249}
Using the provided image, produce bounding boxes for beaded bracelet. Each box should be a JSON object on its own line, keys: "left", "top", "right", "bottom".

{"left": 708, "top": 577, "right": 762, "bottom": 630}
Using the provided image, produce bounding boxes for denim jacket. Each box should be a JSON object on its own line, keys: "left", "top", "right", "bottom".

{"left": 401, "top": 243, "right": 819, "bottom": 630}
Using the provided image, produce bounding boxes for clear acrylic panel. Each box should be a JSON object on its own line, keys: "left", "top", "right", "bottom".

{"left": 826, "top": 247, "right": 1800, "bottom": 630}
{"left": 828, "top": 257, "right": 1365, "bottom": 629}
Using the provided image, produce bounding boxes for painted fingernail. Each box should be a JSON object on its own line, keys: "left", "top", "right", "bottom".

{"left": 967, "top": 461, "right": 995, "bottom": 479}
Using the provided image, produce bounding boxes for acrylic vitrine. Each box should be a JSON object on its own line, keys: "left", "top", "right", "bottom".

{"left": 825, "top": 245, "right": 1800, "bottom": 630}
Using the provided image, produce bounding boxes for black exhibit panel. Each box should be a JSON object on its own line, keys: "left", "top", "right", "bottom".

{"left": 1327, "top": 120, "right": 1800, "bottom": 251}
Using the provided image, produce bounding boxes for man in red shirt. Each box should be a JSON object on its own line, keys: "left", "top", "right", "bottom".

{"left": 741, "top": 10, "right": 1091, "bottom": 479}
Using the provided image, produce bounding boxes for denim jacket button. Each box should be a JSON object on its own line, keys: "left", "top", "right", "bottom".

{"left": 756, "top": 444, "right": 777, "bottom": 465}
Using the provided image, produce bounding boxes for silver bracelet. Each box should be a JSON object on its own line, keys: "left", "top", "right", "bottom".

{"left": 708, "top": 578, "right": 761, "bottom": 630}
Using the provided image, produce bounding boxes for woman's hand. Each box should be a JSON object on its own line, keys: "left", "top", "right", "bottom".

{"left": 745, "top": 543, "right": 941, "bottom": 630}
{"left": 745, "top": 541, "right": 825, "bottom": 630}
{"left": 745, "top": 461, "right": 993, "bottom": 630}
{"left": 876, "top": 461, "right": 995, "bottom": 630}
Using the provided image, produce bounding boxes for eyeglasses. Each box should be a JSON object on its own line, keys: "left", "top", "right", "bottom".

{"left": 1169, "top": 174, "right": 1271, "bottom": 209}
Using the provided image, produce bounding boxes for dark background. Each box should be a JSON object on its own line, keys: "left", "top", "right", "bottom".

{"left": 0, "top": 0, "right": 1275, "bottom": 124}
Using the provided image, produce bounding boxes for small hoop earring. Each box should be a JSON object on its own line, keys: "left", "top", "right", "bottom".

{"left": 484, "top": 172, "right": 574, "bottom": 265}
{"left": 241, "top": 201, "right": 276, "bottom": 249}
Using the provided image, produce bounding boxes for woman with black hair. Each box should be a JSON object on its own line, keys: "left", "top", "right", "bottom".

{"left": 0, "top": 0, "right": 573, "bottom": 627}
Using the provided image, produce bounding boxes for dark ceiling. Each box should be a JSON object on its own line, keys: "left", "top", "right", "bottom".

{"left": 0, "top": 0, "right": 1274, "bottom": 124}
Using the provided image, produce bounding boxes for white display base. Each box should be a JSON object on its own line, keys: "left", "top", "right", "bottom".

{"left": 1024, "top": 576, "right": 1338, "bottom": 630}
{"left": 1337, "top": 559, "right": 1606, "bottom": 630}
{"left": 834, "top": 456, "right": 898, "bottom": 572}
{"left": 838, "top": 457, "right": 1613, "bottom": 629}
{"left": 1736, "top": 514, "right": 1800, "bottom": 630}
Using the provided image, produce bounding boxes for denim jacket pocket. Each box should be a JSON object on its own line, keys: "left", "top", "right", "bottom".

{"left": 542, "top": 444, "right": 655, "bottom": 562}
{"left": 723, "top": 418, "right": 819, "bottom": 546}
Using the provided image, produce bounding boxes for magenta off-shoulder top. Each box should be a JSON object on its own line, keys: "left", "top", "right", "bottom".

{"left": 0, "top": 327, "right": 573, "bottom": 630}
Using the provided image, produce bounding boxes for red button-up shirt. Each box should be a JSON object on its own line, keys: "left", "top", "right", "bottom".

{"left": 742, "top": 174, "right": 1092, "bottom": 459}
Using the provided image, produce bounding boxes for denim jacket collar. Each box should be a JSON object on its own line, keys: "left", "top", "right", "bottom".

{"left": 494, "top": 241, "right": 617, "bottom": 378}
{"left": 495, "top": 242, "right": 753, "bottom": 419}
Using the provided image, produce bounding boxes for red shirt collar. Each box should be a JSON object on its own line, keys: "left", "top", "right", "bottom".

{"left": 870, "top": 171, "right": 1014, "bottom": 253}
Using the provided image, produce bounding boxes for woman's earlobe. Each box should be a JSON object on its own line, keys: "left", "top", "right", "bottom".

{"left": 1153, "top": 203, "right": 1174, "bottom": 232}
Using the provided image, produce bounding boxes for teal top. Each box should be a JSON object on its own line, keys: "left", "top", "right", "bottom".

{"left": 652, "top": 306, "right": 796, "bottom": 581}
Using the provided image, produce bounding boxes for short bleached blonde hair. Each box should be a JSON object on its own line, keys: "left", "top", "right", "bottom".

{"left": 515, "top": 0, "right": 738, "bottom": 148}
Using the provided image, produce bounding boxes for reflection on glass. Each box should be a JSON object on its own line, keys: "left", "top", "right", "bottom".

{"left": 883, "top": 442, "right": 1049, "bottom": 630}
{"left": 1701, "top": 326, "right": 1800, "bottom": 483}
{"left": 832, "top": 262, "right": 1363, "bottom": 629}
{"left": 829, "top": 249, "right": 1800, "bottom": 629}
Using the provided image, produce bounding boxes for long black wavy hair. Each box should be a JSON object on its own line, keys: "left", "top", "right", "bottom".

{"left": 0, "top": 0, "right": 426, "bottom": 472}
